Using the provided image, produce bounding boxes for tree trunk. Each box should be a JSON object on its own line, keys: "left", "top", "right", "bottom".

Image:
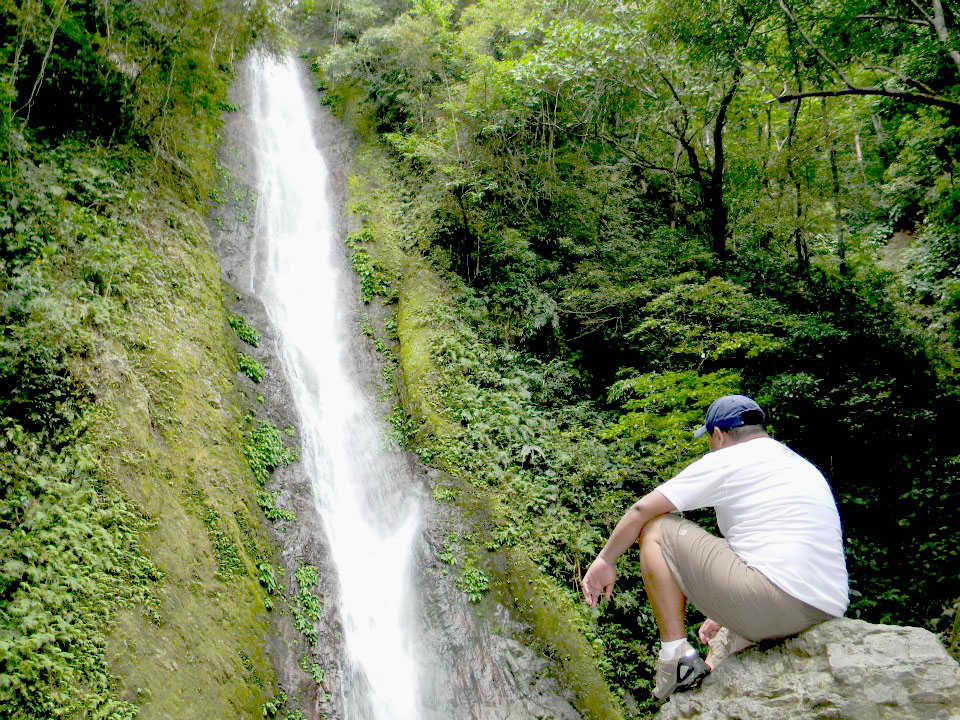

{"left": 707, "top": 68, "right": 743, "bottom": 259}
{"left": 785, "top": 23, "right": 809, "bottom": 273}
{"left": 786, "top": 100, "right": 808, "bottom": 273}
{"left": 821, "top": 97, "right": 847, "bottom": 275}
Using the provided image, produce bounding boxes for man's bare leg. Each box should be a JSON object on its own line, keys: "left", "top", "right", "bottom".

{"left": 639, "top": 516, "right": 710, "bottom": 701}
{"left": 639, "top": 516, "right": 687, "bottom": 642}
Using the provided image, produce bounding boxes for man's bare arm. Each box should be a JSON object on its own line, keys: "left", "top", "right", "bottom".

{"left": 598, "top": 489, "right": 676, "bottom": 563}
{"left": 581, "top": 490, "right": 676, "bottom": 606}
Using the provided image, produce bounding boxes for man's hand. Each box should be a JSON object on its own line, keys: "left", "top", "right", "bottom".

{"left": 581, "top": 555, "right": 617, "bottom": 607}
{"left": 698, "top": 618, "right": 721, "bottom": 645}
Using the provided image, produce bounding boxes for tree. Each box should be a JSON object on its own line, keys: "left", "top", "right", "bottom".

{"left": 769, "top": 1, "right": 960, "bottom": 113}
{"left": 522, "top": 0, "right": 776, "bottom": 258}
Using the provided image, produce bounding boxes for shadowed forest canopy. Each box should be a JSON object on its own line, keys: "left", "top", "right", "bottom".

{"left": 310, "top": 0, "right": 960, "bottom": 711}
{"left": 0, "top": 0, "right": 958, "bottom": 717}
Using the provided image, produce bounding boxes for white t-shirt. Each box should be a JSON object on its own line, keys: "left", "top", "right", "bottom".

{"left": 657, "top": 437, "right": 849, "bottom": 618}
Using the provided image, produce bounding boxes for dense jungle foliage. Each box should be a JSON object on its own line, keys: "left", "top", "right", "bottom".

{"left": 0, "top": 2, "right": 300, "bottom": 718}
{"left": 305, "top": 0, "right": 960, "bottom": 714}
{"left": 2, "top": 0, "right": 960, "bottom": 718}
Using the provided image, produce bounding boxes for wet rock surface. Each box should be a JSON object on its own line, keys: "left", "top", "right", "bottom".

{"left": 659, "top": 618, "right": 960, "bottom": 720}
{"left": 210, "top": 56, "right": 581, "bottom": 720}
{"left": 414, "top": 467, "right": 581, "bottom": 720}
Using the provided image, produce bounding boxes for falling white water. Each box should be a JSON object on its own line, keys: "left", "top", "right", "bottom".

{"left": 247, "top": 53, "right": 421, "bottom": 720}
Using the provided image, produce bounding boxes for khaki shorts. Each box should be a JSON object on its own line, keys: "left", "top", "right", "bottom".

{"left": 657, "top": 514, "right": 832, "bottom": 643}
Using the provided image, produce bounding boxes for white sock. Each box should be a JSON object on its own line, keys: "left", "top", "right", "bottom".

{"left": 659, "top": 638, "right": 688, "bottom": 661}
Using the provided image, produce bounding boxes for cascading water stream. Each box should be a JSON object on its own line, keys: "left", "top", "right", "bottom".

{"left": 247, "top": 53, "right": 422, "bottom": 720}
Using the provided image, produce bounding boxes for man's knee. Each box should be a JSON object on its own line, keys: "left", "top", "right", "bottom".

{"left": 638, "top": 515, "right": 666, "bottom": 567}
{"left": 641, "top": 515, "right": 664, "bottom": 543}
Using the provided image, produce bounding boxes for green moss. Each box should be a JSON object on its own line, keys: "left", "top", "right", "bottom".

{"left": 494, "top": 555, "right": 622, "bottom": 720}
{"left": 394, "top": 254, "right": 458, "bottom": 442}
{"left": 445, "top": 473, "right": 623, "bottom": 720}
{"left": 0, "top": 131, "right": 282, "bottom": 717}
{"left": 74, "top": 164, "right": 276, "bottom": 718}
{"left": 319, "top": 77, "right": 375, "bottom": 141}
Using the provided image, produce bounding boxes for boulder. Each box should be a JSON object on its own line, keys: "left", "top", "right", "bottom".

{"left": 659, "top": 618, "right": 960, "bottom": 720}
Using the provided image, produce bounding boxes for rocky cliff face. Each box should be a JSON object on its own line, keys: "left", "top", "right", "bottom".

{"left": 660, "top": 619, "right": 960, "bottom": 720}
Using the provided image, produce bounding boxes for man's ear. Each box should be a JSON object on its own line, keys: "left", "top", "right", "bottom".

{"left": 710, "top": 426, "right": 728, "bottom": 448}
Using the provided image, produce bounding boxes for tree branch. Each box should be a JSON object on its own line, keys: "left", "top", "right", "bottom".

{"left": 6, "top": 0, "right": 43, "bottom": 92}
{"left": 930, "top": 0, "right": 960, "bottom": 76}
{"left": 774, "top": 87, "right": 960, "bottom": 112}
{"left": 855, "top": 14, "right": 927, "bottom": 27}
{"left": 583, "top": 130, "right": 699, "bottom": 179}
{"left": 20, "top": 0, "right": 68, "bottom": 122}
{"left": 908, "top": 0, "right": 936, "bottom": 26}
{"left": 675, "top": 129, "right": 704, "bottom": 184}
{"left": 712, "top": 68, "right": 742, "bottom": 183}
{"left": 773, "top": 1, "right": 960, "bottom": 112}
{"left": 779, "top": 0, "right": 858, "bottom": 89}
{"left": 863, "top": 65, "right": 937, "bottom": 95}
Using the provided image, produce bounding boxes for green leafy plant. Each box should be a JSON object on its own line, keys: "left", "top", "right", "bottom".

{"left": 228, "top": 314, "right": 261, "bottom": 347}
{"left": 433, "top": 486, "right": 456, "bottom": 502}
{"left": 384, "top": 318, "right": 399, "bottom": 340}
{"left": 0, "top": 424, "right": 162, "bottom": 718}
{"left": 317, "top": 0, "right": 960, "bottom": 708}
{"left": 386, "top": 403, "right": 416, "bottom": 448}
{"left": 257, "top": 490, "right": 296, "bottom": 522}
{"left": 238, "top": 352, "right": 266, "bottom": 383}
{"left": 257, "top": 562, "right": 283, "bottom": 596}
{"left": 299, "top": 655, "right": 326, "bottom": 686}
{"left": 203, "top": 507, "right": 246, "bottom": 576}
{"left": 289, "top": 564, "right": 323, "bottom": 646}
{"left": 439, "top": 532, "right": 458, "bottom": 565}
{"left": 351, "top": 249, "right": 393, "bottom": 303}
{"left": 0, "top": 1, "right": 282, "bottom": 712}
{"left": 345, "top": 226, "right": 373, "bottom": 247}
{"left": 292, "top": 609, "right": 318, "bottom": 646}
{"left": 262, "top": 691, "right": 288, "bottom": 718}
{"left": 295, "top": 564, "right": 323, "bottom": 622}
{"left": 455, "top": 557, "right": 490, "bottom": 603}
{"left": 243, "top": 421, "right": 297, "bottom": 485}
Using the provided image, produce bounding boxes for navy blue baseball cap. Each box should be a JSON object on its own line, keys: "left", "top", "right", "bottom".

{"left": 693, "top": 395, "right": 766, "bottom": 438}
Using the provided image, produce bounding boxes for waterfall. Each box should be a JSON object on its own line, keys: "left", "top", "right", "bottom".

{"left": 247, "top": 53, "right": 422, "bottom": 720}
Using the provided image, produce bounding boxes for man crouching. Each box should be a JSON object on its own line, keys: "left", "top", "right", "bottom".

{"left": 581, "top": 395, "right": 848, "bottom": 701}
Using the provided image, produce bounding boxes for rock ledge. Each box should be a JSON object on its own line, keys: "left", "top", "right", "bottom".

{"left": 659, "top": 618, "right": 960, "bottom": 719}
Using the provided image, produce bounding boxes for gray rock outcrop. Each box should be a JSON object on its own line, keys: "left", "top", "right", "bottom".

{"left": 660, "top": 618, "right": 960, "bottom": 719}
